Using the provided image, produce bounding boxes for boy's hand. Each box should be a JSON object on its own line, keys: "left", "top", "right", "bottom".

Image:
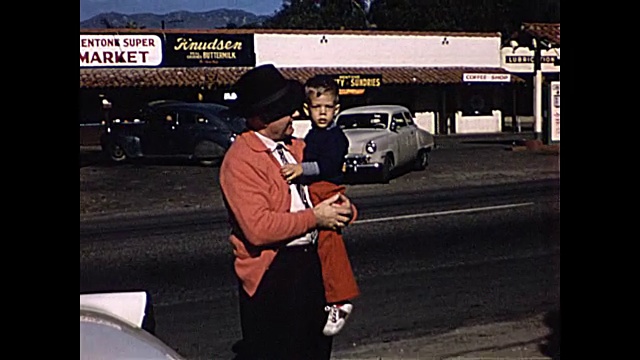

{"left": 281, "top": 164, "right": 303, "bottom": 182}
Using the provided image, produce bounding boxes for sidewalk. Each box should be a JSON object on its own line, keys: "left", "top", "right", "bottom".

{"left": 434, "top": 132, "right": 559, "bottom": 154}
{"left": 434, "top": 132, "right": 535, "bottom": 147}
{"left": 332, "top": 312, "right": 559, "bottom": 359}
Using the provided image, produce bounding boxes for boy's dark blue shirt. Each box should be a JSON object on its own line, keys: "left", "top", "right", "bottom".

{"left": 302, "top": 122, "right": 349, "bottom": 185}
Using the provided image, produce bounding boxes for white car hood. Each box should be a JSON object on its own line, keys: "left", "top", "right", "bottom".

{"left": 343, "top": 130, "right": 389, "bottom": 152}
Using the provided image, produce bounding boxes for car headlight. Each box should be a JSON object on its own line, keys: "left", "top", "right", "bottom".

{"left": 365, "top": 140, "right": 377, "bottom": 154}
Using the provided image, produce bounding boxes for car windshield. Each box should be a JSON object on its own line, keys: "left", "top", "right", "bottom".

{"left": 337, "top": 113, "right": 389, "bottom": 130}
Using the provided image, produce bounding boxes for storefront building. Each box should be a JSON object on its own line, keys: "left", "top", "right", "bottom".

{"left": 501, "top": 22, "right": 560, "bottom": 143}
{"left": 80, "top": 28, "right": 529, "bottom": 144}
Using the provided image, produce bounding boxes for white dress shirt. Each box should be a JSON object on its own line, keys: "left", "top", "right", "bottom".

{"left": 254, "top": 132, "right": 316, "bottom": 246}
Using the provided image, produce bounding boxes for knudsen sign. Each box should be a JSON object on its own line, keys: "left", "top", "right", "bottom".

{"left": 163, "top": 34, "right": 255, "bottom": 67}
{"left": 80, "top": 35, "right": 163, "bottom": 67}
{"left": 462, "top": 73, "right": 511, "bottom": 82}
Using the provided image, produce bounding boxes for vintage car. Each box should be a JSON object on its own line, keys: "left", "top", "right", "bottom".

{"left": 100, "top": 100, "right": 246, "bottom": 166}
{"left": 80, "top": 291, "right": 185, "bottom": 360}
{"left": 336, "top": 105, "right": 435, "bottom": 182}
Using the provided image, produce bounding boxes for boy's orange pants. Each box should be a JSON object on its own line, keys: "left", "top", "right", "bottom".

{"left": 309, "top": 181, "right": 360, "bottom": 304}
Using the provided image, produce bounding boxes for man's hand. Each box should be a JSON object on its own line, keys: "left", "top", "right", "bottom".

{"left": 332, "top": 193, "right": 353, "bottom": 222}
{"left": 313, "top": 193, "right": 354, "bottom": 230}
{"left": 281, "top": 164, "right": 303, "bottom": 182}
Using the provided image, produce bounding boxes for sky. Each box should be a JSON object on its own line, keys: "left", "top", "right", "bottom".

{"left": 80, "top": 0, "right": 284, "bottom": 22}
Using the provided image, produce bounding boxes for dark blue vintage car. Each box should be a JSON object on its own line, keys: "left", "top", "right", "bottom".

{"left": 100, "top": 100, "right": 246, "bottom": 166}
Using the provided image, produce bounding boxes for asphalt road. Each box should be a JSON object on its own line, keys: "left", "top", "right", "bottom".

{"left": 80, "top": 143, "right": 560, "bottom": 359}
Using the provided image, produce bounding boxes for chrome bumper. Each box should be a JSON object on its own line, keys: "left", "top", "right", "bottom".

{"left": 343, "top": 155, "right": 383, "bottom": 174}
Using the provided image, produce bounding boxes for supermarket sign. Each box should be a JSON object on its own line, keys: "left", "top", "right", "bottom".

{"left": 80, "top": 34, "right": 163, "bottom": 67}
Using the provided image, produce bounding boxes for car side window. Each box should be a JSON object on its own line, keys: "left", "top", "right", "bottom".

{"left": 147, "top": 110, "right": 176, "bottom": 127}
{"left": 178, "top": 111, "right": 209, "bottom": 125}
{"left": 392, "top": 113, "right": 406, "bottom": 127}
{"left": 403, "top": 112, "right": 415, "bottom": 126}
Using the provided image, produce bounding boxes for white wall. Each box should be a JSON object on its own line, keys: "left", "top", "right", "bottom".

{"left": 255, "top": 33, "right": 502, "bottom": 68}
{"left": 455, "top": 110, "right": 502, "bottom": 134}
{"left": 414, "top": 112, "right": 436, "bottom": 134}
{"left": 292, "top": 119, "right": 312, "bottom": 139}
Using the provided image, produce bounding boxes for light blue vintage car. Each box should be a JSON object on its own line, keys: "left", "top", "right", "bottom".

{"left": 336, "top": 105, "right": 435, "bottom": 183}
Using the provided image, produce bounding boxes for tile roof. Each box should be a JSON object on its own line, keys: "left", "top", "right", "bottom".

{"left": 80, "top": 66, "right": 523, "bottom": 89}
{"left": 522, "top": 23, "right": 560, "bottom": 46}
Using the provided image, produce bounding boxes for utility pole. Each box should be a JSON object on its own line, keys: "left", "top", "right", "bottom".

{"left": 533, "top": 39, "right": 543, "bottom": 141}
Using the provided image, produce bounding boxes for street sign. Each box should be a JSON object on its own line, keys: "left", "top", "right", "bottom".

{"left": 550, "top": 81, "right": 560, "bottom": 143}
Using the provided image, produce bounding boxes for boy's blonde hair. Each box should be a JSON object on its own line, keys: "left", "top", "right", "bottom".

{"left": 304, "top": 75, "right": 340, "bottom": 105}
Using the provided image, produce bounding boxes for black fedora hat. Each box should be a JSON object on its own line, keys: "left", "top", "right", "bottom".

{"left": 230, "top": 64, "right": 304, "bottom": 123}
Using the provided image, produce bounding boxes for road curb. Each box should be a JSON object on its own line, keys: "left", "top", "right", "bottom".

{"left": 509, "top": 140, "right": 559, "bottom": 154}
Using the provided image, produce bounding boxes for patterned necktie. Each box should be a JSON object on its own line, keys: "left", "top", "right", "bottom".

{"left": 275, "top": 144, "right": 318, "bottom": 243}
{"left": 275, "top": 144, "right": 312, "bottom": 209}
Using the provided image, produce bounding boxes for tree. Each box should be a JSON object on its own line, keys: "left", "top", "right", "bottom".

{"left": 100, "top": 18, "right": 114, "bottom": 29}
{"left": 266, "top": 0, "right": 559, "bottom": 42}
{"left": 125, "top": 20, "right": 146, "bottom": 29}
{"left": 99, "top": 17, "right": 146, "bottom": 29}
{"left": 265, "top": 0, "right": 373, "bottom": 29}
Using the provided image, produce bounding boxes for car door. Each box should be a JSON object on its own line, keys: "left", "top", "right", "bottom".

{"left": 141, "top": 110, "right": 177, "bottom": 155}
{"left": 171, "top": 109, "right": 206, "bottom": 155}
{"left": 402, "top": 111, "right": 419, "bottom": 157}
{"left": 391, "top": 112, "right": 411, "bottom": 166}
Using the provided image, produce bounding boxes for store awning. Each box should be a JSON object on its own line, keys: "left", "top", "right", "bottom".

{"left": 80, "top": 66, "right": 525, "bottom": 89}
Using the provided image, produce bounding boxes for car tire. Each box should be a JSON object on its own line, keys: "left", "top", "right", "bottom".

{"left": 194, "top": 140, "right": 225, "bottom": 167}
{"left": 107, "top": 143, "right": 127, "bottom": 162}
{"left": 413, "top": 149, "right": 429, "bottom": 171}
{"left": 380, "top": 154, "right": 394, "bottom": 183}
{"left": 198, "top": 158, "right": 222, "bottom": 167}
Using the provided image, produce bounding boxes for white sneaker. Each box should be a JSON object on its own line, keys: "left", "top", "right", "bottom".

{"left": 322, "top": 303, "right": 353, "bottom": 336}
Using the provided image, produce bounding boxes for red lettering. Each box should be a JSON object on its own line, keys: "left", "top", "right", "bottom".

{"left": 115, "top": 52, "right": 126, "bottom": 62}
{"left": 91, "top": 52, "right": 103, "bottom": 63}
{"left": 123, "top": 38, "right": 154, "bottom": 47}
{"left": 80, "top": 50, "right": 152, "bottom": 65}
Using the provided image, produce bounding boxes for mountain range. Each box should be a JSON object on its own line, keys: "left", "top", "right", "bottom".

{"left": 80, "top": 9, "right": 271, "bottom": 30}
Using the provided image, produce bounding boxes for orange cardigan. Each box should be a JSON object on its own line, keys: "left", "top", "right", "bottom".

{"left": 220, "top": 131, "right": 356, "bottom": 297}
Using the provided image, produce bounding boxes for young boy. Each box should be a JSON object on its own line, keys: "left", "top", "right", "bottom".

{"left": 280, "top": 75, "right": 360, "bottom": 336}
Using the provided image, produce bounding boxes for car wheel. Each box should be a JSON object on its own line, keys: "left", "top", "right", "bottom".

{"left": 380, "top": 154, "right": 394, "bottom": 183}
{"left": 194, "top": 140, "right": 225, "bottom": 167}
{"left": 413, "top": 149, "right": 429, "bottom": 171}
{"left": 198, "top": 158, "right": 222, "bottom": 167}
{"left": 108, "top": 143, "right": 127, "bottom": 162}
